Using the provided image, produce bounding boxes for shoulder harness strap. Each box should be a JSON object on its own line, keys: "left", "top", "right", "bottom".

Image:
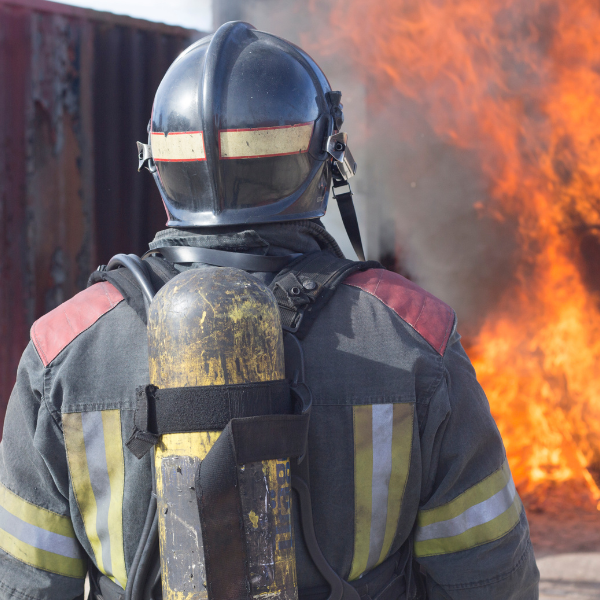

{"left": 269, "top": 251, "right": 381, "bottom": 339}
{"left": 89, "top": 250, "right": 381, "bottom": 334}
{"left": 88, "top": 256, "right": 178, "bottom": 324}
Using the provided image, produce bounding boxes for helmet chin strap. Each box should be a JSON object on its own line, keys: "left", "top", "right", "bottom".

{"left": 323, "top": 92, "right": 366, "bottom": 261}
{"left": 324, "top": 130, "right": 365, "bottom": 261}
{"left": 331, "top": 171, "right": 366, "bottom": 262}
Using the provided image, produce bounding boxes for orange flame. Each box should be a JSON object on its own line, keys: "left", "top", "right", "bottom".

{"left": 316, "top": 0, "right": 600, "bottom": 509}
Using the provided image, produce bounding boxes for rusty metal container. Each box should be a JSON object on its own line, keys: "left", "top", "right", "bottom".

{"left": 0, "top": 0, "right": 203, "bottom": 427}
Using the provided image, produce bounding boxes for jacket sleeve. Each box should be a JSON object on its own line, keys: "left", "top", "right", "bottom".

{"left": 0, "top": 342, "right": 86, "bottom": 600}
{"left": 414, "top": 325, "right": 539, "bottom": 599}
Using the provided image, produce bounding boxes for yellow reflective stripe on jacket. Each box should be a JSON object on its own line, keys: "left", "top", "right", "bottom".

{"left": 0, "top": 482, "right": 86, "bottom": 578}
{"left": 414, "top": 460, "right": 522, "bottom": 557}
{"left": 350, "top": 404, "right": 372, "bottom": 581}
{"left": 349, "top": 403, "right": 414, "bottom": 581}
{"left": 64, "top": 410, "right": 127, "bottom": 587}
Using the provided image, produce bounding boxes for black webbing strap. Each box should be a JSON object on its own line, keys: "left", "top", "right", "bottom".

{"left": 91, "top": 250, "right": 381, "bottom": 337}
{"left": 144, "top": 246, "right": 302, "bottom": 272}
{"left": 293, "top": 452, "right": 412, "bottom": 600}
{"left": 335, "top": 192, "right": 365, "bottom": 263}
{"left": 292, "top": 452, "right": 360, "bottom": 600}
{"left": 231, "top": 414, "right": 309, "bottom": 464}
{"left": 269, "top": 251, "right": 381, "bottom": 338}
{"left": 196, "top": 412, "right": 310, "bottom": 600}
{"left": 88, "top": 568, "right": 125, "bottom": 600}
{"left": 125, "top": 380, "right": 292, "bottom": 459}
{"left": 296, "top": 554, "right": 408, "bottom": 600}
{"left": 331, "top": 174, "right": 366, "bottom": 262}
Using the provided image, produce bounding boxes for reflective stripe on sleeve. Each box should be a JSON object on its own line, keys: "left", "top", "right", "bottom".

{"left": 349, "top": 403, "right": 414, "bottom": 580}
{"left": 0, "top": 483, "right": 86, "bottom": 578}
{"left": 63, "top": 410, "right": 127, "bottom": 587}
{"left": 414, "top": 460, "right": 522, "bottom": 557}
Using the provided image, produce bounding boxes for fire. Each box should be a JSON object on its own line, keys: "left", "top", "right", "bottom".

{"left": 315, "top": 0, "right": 600, "bottom": 509}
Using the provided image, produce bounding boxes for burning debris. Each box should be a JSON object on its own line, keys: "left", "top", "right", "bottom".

{"left": 318, "top": 0, "right": 600, "bottom": 510}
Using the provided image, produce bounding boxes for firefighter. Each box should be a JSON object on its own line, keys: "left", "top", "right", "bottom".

{"left": 0, "top": 21, "right": 539, "bottom": 600}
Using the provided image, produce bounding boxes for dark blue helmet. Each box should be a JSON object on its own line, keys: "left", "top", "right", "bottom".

{"left": 137, "top": 21, "right": 363, "bottom": 257}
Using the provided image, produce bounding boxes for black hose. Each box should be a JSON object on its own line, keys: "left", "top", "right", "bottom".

{"left": 142, "top": 544, "right": 162, "bottom": 599}
{"left": 106, "top": 254, "right": 155, "bottom": 309}
{"left": 107, "top": 253, "right": 159, "bottom": 600}
{"left": 124, "top": 457, "right": 157, "bottom": 600}
{"left": 130, "top": 510, "right": 159, "bottom": 600}
{"left": 127, "top": 254, "right": 155, "bottom": 284}
{"left": 133, "top": 441, "right": 159, "bottom": 600}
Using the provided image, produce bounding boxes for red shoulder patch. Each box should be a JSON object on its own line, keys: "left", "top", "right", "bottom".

{"left": 31, "top": 282, "right": 124, "bottom": 367}
{"left": 344, "top": 269, "right": 454, "bottom": 355}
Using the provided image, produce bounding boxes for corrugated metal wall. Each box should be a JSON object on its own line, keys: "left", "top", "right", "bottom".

{"left": 0, "top": 0, "right": 202, "bottom": 425}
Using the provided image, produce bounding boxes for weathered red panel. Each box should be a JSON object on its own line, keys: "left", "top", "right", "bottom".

{"left": 31, "top": 281, "right": 123, "bottom": 367}
{"left": 0, "top": 0, "right": 202, "bottom": 430}
{"left": 344, "top": 269, "right": 454, "bottom": 355}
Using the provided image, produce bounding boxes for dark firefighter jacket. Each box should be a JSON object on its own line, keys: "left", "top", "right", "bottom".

{"left": 0, "top": 221, "right": 539, "bottom": 599}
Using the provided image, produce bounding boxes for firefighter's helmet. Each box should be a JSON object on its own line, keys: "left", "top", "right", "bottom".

{"left": 137, "top": 21, "right": 358, "bottom": 236}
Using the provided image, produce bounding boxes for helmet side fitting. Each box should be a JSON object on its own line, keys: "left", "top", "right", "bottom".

{"left": 137, "top": 21, "right": 365, "bottom": 260}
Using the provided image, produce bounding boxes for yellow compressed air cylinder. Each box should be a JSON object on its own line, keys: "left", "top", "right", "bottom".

{"left": 147, "top": 267, "right": 297, "bottom": 600}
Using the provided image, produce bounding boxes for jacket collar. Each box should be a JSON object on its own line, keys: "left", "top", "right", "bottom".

{"left": 149, "top": 220, "right": 344, "bottom": 258}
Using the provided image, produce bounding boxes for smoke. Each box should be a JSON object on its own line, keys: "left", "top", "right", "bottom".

{"left": 362, "top": 90, "right": 520, "bottom": 335}
{"left": 215, "top": 0, "right": 520, "bottom": 335}
{"left": 298, "top": 3, "right": 521, "bottom": 335}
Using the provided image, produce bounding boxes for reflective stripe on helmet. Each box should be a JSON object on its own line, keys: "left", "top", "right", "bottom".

{"left": 63, "top": 410, "right": 127, "bottom": 588}
{"left": 414, "top": 460, "right": 522, "bottom": 557}
{"left": 151, "top": 131, "right": 207, "bottom": 162}
{"left": 0, "top": 483, "right": 86, "bottom": 578}
{"left": 349, "top": 403, "right": 414, "bottom": 581}
{"left": 219, "top": 122, "right": 314, "bottom": 159}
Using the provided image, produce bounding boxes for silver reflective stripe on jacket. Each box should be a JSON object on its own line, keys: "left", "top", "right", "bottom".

{"left": 0, "top": 483, "right": 86, "bottom": 578}
{"left": 64, "top": 409, "right": 127, "bottom": 587}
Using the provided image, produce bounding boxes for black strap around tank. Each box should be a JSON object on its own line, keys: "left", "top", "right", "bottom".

{"left": 193, "top": 330, "right": 311, "bottom": 600}
{"left": 125, "top": 380, "right": 294, "bottom": 459}
{"left": 143, "top": 246, "right": 302, "bottom": 272}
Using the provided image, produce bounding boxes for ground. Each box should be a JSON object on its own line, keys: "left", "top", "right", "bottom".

{"left": 528, "top": 500, "right": 600, "bottom": 599}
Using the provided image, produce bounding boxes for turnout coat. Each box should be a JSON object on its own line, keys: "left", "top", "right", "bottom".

{"left": 0, "top": 223, "right": 539, "bottom": 599}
